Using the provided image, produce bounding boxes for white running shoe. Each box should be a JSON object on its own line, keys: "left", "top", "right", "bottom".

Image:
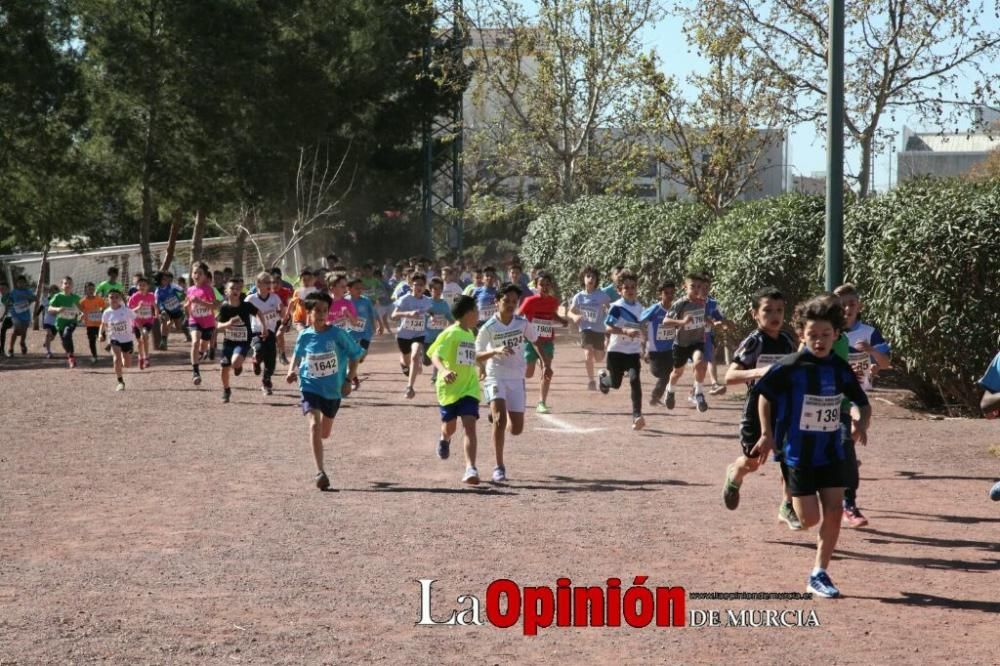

{"left": 462, "top": 467, "right": 480, "bottom": 485}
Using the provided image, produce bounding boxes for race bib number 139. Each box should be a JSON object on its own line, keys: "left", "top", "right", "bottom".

{"left": 799, "top": 394, "right": 842, "bottom": 432}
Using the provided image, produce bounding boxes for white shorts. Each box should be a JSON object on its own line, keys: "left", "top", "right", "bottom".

{"left": 482, "top": 377, "right": 527, "bottom": 413}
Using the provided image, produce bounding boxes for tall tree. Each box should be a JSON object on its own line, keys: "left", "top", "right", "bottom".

{"left": 467, "top": 0, "right": 661, "bottom": 203}
{"left": 708, "top": 0, "right": 1000, "bottom": 197}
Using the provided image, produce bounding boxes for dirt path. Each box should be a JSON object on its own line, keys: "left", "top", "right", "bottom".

{"left": 1, "top": 334, "right": 998, "bottom": 664}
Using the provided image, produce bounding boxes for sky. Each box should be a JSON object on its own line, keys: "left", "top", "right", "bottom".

{"left": 640, "top": 8, "right": 1000, "bottom": 192}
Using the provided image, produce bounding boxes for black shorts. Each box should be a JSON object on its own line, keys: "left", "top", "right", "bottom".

{"left": 133, "top": 322, "right": 154, "bottom": 336}
{"left": 671, "top": 343, "right": 705, "bottom": 368}
{"left": 188, "top": 323, "right": 215, "bottom": 341}
{"left": 44, "top": 323, "right": 57, "bottom": 334}
{"left": 220, "top": 340, "right": 249, "bottom": 367}
{"left": 162, "top": 310, "right": 184, "bottom": 322}
{"left": 111, "top": 340, "right": 134, "bottom": 354}
{"left": 301, "top": 391, "right": 341, "bottom": 419}
{"left": 580, "top": 330, "right": 605, "bottom": 351}
{"left": 397, "top": 336, "right": 424, "bottom": 355}
{"left": 648, "top": 350, "right": 673, "bottom": 379}
{"left": 782, "top": 461, "right": 849, "bottom": 496}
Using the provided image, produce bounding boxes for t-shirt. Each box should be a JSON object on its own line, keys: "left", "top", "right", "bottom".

{"left": 427, "top": 324, "right": 480, "bottom": 405}
{"left": 361, "top": 277, "right": 388, "bottom": 304}
{"left": 41, "top": 297, "right": 56, "bottom": 326}
{"left": 733, "top": 329, "right": 798, "bottom": 446}
{"left": 79, "top": 295, "right": 107, "bottom": 328}
{"left": 392, "top": 282, "right": 412, "bottom": 300}
{"left": 755, "top": 350, "right": 869, "bottom": 468}
{"left": 978, "top": 351, "right": 1000, "bottom": 393}
{"left": 601, "top": 283, "right": 619, "bottom": 302}
{"left": 571, "top": 290, "right": 612, "bottom": 333}
{"left": 472, "top": 286, "right": 498, "bottom": 322}
{"left": 8, "top": 288, "right": 36, "bottom": 322}
{"left": 668, "top": 297, "right": 723, "bottom": 347}
{"left": 605, "top": 299, "right": 644, "bottom": 355}
{"left": 293, "top": 325, "right": 365, "bottom": 400}
{"left": 348, "top": 294, "right": 376, "bottom": 341}
{"left": 441, "top": 281, "right": 464, "bottom": 308}
{"left": 218, "top": 301, "right": 257, "bottom": 344}
{"left": 844, "top": 320, "right": 891, "bottom": 391}
{"left": 640, "top": 303, "right": 677, "bottom": 352}
{"left": 424, "top": 298, "right": 454, "bottom": 344}
{"left": 186, "top": 285, "right": 218, "bottom": 328}
{"left": 326, "top": 297, "right": 358, "bottom": 330}
{"left": 246, "top": 292, "right": 283, "bottom": 334}
{"left": 156, "top": 285, "right": 184, "bottom": 315}
{"left": 128, "top": 292, "right": 157, "bottom": 323}
{"left": 475, "top": 314, "right": 538, "bottom": 380}
{"left": 49, "top": 292, "right": 82, "bottom": 330}
{"left": 394, "top": 294, "right": 433, "bottom": 340}
{"left": 102, "top": 306, "right": 137, "bottom": 343}
{"left": 95, "top": 280, "right": 124, "bottom": 298}
{"left": 518, "top": 293, "right": 560, "bottom": 341}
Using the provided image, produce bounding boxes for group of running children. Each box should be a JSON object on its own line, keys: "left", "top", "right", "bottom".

{"left": 4, "top": 256, "right": 998, "bottom": 600}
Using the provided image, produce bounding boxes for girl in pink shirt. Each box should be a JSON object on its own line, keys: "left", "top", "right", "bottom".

{"left": 127, "top": 276, "right": 158, "bottom": 369}
{"left": 184, "top": 262, "right": 219, "bottom": 385}
{"left": 325, "top": 274, "right": 359, "bottom": 330}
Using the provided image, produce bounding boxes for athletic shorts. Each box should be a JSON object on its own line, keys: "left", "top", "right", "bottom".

{"left": 648, "top": 349, "right": 673, "bottom": 379}
{"left": 301, "top": 391, "right": 341, "bottom": 419}
{"left": 133, "top": 322, "right": 154, "bottom": 335}
{"left": 704, "top": 331, "right": 715, "bottom": 361}
{"left": 220, "top": 340, "right": 248, "bottom": 367}
{"left": 525, "top": 339, "right": 555, "bottom": 363}
{"left": 483, "top": 377, "right": 527, "bottom": 413}
{"left": 188, "top": 323, "right": 215, "bottom": 341}
{"left": 12, "top": 319, "right": 29, "bottom": 333}
{"left": 580, "top": 330, "right": 605, "bottom": 351}
{"left": 43, "top": 323, "right": 57, "bottom": 334}
{"left": 110, "top": 340, "right": 134, "bottom": 354}
{"left": 672, "top": 343, "right": 705, "bottom": 368}
{"left": 439, "top": 395, "right": 480, "bottom": 422}
{"left": 782, "top": 461, "right": 849, "bottom": 497}
{"left": 162, "top": 310, "right": 184, "bottom": 322}
{"left": 397, "top": 336, "right": 424, "bottom": 355}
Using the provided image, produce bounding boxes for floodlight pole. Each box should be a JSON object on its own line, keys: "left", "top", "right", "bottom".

{"left": 825, "top": 0, "right": 845, "bottom": 291}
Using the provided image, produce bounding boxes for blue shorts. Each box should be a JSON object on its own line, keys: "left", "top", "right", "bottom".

{"left": 439, "top": 396, "right": 480, "bottom": 422}
{"left": 703, "top": 331, "right": 715, "bottom": 361}
{"left": 301, "top": 391, "right": 341, "bottom": 419}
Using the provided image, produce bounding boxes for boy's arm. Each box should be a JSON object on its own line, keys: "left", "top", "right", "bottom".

{"left": 750, "top": 396, "right": 776, "bottom": 462}
{"left": 725, "top": 361, "right": 767, "bottom": 385}
{"left": 285, "top": 355, "right": 301, "bottom": 383}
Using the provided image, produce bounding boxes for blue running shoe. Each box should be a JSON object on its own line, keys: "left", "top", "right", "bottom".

{"left": 437, "top": 439, "right": 450, "bottom": 460}
{"left": 990, "top": 480, "right": 1000, "bottom": 501}
{"left": 807, "top": 571, "right": 840, "bottom": 598}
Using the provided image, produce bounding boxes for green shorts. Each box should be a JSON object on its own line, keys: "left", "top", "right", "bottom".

{"left": 525, "top": 339, "right": 555, "bottom": 363}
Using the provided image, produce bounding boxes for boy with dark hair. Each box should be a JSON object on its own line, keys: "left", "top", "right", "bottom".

{"left": 518, "top": 271, "right": 566, "bottom": 414}
{"left": 640, "top": 281, "right": 693, "bottom": 406}
{"left": 568, "top": 266, "right": 611, "bottom": 391}
{"left": 217, "top": 280, "right": 257, "bottom": 403}
{"left": 720, "top": 287, "right": 799, "bottom": 523}
{"left": 286, "top": 291, "right": 363, "bottom": 490}
{"left": 48, "top": 276, "right": 82, "bottom": 368}
{"left": 751, "top": 295, "right": 870, "bottom": 598}
{"left": 473, "top": 267, "right": 500, "bottom": 327}
{"left": 392, "top": 272, "right": 434, "bottom": 397}
{"left": 665, "top": 273, "right": 725, "bottom": 412}
{"left": 597, "top": 271, "right": 647, "bottom": 430}
{"left": 96, "top": 267, "right": 123, "bottom": 298}
{"left": 4, "top": 275, "right": 36, "bottom": 356}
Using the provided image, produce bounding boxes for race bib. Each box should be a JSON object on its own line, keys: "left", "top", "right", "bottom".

{"left": 495, "top": 331, "right": 523, "bottom": 350}
{"left": 14, "top": 302, "right": 29, "bottom": 314}
{"left": 479, "top": 303, "right": 497, "bottom": 321}
{"left": 263, "top": 309, "right": 280, "bottom": 329}
{"left": 137, "top": 305, "right": 152, "bottom": 318}
{"left": 684, "top": 309, "right": 705, "bottom": 331}
{"left": 402, "top": 316, "right": 426, "bottom": 333}
{"left": 799, "top": 394, "right": 842, "bottom": 432}
{"left": 351, "top": 317, "right": 368, "bottom": 333}
{"left": 755, "top": 353, "right": 785, "bottom": 370}
{"left": 192, "top": 304, "right": 211, "bottom": 318}
{"left": 457, "top": 341, "right": 476, "bottom": 366}
{"left": 848, "top": 352, "right": 871, "bottom": 382}
{"left": 533, "top": 318, "right": 554, "bottom": 338}
{"left": 307, "top": 351, "right": 339, "bottom": 378}
{"left": 110, "top": 320, "right": 129, "bottom": 334}
{"left": 224, "top": 325, "right": 248, "bottom": 342}
{"left": 428, "top": 315, "right": 448, "bottom": 331}
{"left": 60, "top": 307, "right": 80, "bottom": 320}
{"left": 87, "top": 311, "right": 103, "bottom": 323}
{"left": 580, "top": 306, "right": 599, "bottom": 323}
{"left": 655, "top": 324, "right": 676, "bottom": 342}
{"left": 163, "top": 296, "right": 180, "bottom": 311}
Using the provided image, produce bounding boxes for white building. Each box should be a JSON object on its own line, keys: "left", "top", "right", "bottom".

{"left": 897, "top": 127, "right": 1000, "bottom": 183}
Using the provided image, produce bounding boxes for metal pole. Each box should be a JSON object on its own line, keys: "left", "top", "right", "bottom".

{"left": 825, "top": 0, "right": 844, "bottom": 291}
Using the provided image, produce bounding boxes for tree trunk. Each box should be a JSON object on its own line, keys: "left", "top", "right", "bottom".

{"left": 159, "top": 208, "right": 182, "bottom": 272}
{"left": 233, "top": 221, "right": 248, "bottom": 278}
{"left": 33, "top": 245, "right": 49, "bottom": 331}
{"left": 140, "top": 183, "right": 154, "bottom": 276}
{"left": 858, "top": 135, "right": 873, "bottom": 198}
{"left": 191, "top": 208, "right": 206, "bottom": 265}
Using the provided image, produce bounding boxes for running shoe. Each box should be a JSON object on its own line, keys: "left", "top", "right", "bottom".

{"left": 462, "top": 467, "right": 480, "bottom": 485}
{"left": 437, "top": 439, "right": 450, "bottom": 460}
{"left": 351, "top": 376, "right": 361, "bottom": 391}
{"left": 4, "top": 350, "right": 12, "bottom": 358}
{"left": 45, "top": 351, "right": 53, "bottom": 359}
{"left": 90, "top": 356, "right": 98, "bottom": 365}
{"left": 694, "top": 393, "right": 708, "bottom": 412}
{"left": 778, "top": 500, "right": 803, "bottom": 530}
{"left": 597, "top": 370, "right": 610, "bottom": 395}
{"left": 842, "top": 506, "right": 868, "bottom": 528}
{"left": 492, "top": 465, "right": 507, "bottom": 483}
{"left": 632, "top": 415, "right": 646, "bottom": 431}
{"left": 222, "top": 388, "right": 232, "bottom": 403}
{"left": 404, "top": 386, "right": 415, "bottom": 399}
{"left": 261, "top": 384, "right": 273, "bottom": 396}
{"left": 234, "top": 365, "right": 243, "bottom": 377}
{"left": 401, "top": 363, "right": 409, "bottom": 377}
{"left": 723, "top": 464, "right": 741, "bottom": 510}
{"left": 20, "top": 343, "right": 27, "bottom": 355}
{"left": 807, "top": 571, "right": 840, "bottom": 599}
{"left": 586, "top": 380, "right": 597, "bottom": 392}
{"left": 648, "top": 393, "right": 662, "bottom": 407}
{"left": 315, "top": 470, "right": 331, "bottom": 491}
{"left": 665, "top": 391, "right": 676, "bottom": 409}
{"left": 67, "top": 356, "right": 76, "bottom": 369}
{"left": 192, "top": 372, "right": 202, "bottom": 386}
{"left": 116, "top": 380, "right": 125, "bottom": 392}
{"left": 536, "top": 401, "right": 551, "bottom": 414}
{"left": 280, "top": 352, "right": 290, "bottom": 365}
{"left": 710, "top": 383, "right": 727, "bottom": 396}
{"left": 991, "top": 480, "right": 1000, "bottom": 501}
{"left": 158, "top": 340, "right": 168, "bottom": 351}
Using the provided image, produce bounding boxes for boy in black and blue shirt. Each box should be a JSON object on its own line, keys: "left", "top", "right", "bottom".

{"left": 752, "top": 295, "right": 870, "bottom": 599}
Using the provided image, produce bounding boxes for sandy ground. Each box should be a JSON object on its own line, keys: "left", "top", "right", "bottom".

{"left": 1, "top": 331, "right": 998, "bottom": 665}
